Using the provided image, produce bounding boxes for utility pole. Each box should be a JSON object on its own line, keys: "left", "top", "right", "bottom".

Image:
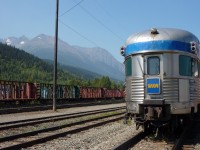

{"left": 53, "top": 0, "right": 59, "bottom": 111}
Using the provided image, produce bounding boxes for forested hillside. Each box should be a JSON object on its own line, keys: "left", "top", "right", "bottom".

{"left": 0, "top": 43, "right": 75, "bottom": 84}
{"left": 0, "top": 43, "right": 123, "bottom": 89}
{"left": 1, "top": 34, "right": 124, "bottom": 81}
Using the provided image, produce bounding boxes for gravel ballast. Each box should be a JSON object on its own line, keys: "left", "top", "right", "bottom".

{"left": 24, "top": 121, "right": 140, "bottom": 150}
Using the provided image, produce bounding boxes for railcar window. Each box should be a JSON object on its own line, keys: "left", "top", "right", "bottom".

{"left": 125, "top": 57, "right": 132, "bottom": 76}
{"left": 147, "top": 56, "right": 160, "bottom": 75}
{"left": 179, "top": 55, "right": 193, "bottom": 76}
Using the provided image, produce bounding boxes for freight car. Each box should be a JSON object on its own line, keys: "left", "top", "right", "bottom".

{"left": 0, "top": 80, "right": 37, "bottom": 100}
{"left": 0, "top": 80, "right": 124, "bottom": 102}
{"left": 37, "top": 83, "right": 79, "bottom": 100}
{"left": 79, "top": 87, "right": 124, "bottom": 99}
{"left": 80, "top": 86, "right": 103, "bottom": 99}
{"left": 121, "top": 28, "right": 200, "bottom": 132}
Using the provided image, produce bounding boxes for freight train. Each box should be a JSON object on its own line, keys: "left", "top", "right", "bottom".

{"left": 121, "top": 28, "right": 200, "bottom": 132}
{"left": 0, "top": 80, "right": 124, "bottom": 101}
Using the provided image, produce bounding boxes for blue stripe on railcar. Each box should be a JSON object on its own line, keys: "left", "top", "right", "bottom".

{"left": 125, "top": 40, "right": 191, "bottom": 56}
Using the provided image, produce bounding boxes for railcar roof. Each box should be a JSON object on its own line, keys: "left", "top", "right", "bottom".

{"left": 124, "top": 28, "right": 199, "bottom": 57}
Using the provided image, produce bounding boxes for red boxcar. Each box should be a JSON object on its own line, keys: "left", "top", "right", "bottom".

{"left": 80, "top": 87, "right": 103, "bottom": 99}
{"left": 0, "top": 80, "right": 37, "bottom": 101}
{"left": 103, "top": 88, "right": 124, "bottom": 99}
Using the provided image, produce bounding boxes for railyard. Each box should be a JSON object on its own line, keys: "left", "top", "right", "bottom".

{"left": 1, "top": 0, "right": 200, "bottom": 149}
{"left": 1, "top": 102, "right": 200, "bottom": 150}
{"left": 0, "top": 103, "right": 128, "bottom": 149}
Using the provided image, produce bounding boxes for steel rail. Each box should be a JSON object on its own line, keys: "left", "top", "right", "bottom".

{"left": 0, "top": 106, "right": 125, "bottom": 128}
{"left": 112, "top": 131, "right": 149, "bottom": 150}
{"left": 0, "top": 114, "right": 124, "bottom": 150}
{"left": 0, "top": 100, "right": 124, "bottom": 114}
{"left": 0, "top": 112, "right": 124, "bottom": 143}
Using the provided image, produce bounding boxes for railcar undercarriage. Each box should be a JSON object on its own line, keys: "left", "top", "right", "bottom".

{"left": 124, "top": 103, "right": 192, "bottom": 135}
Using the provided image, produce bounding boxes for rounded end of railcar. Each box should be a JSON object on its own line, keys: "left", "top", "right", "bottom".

{"left": 121, "top": 28, "right": 199, "bottom": 57}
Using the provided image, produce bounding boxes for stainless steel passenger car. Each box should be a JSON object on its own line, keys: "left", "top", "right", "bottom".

{"left": 121, "top": 28, "right": 200, "bottom": 131}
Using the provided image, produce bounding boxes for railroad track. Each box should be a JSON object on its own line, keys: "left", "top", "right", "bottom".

{"left": 113, "top": 131, "right": 149, "bottom": 150}
{"left": 112, "top": 130, "right": 177, "bottom": 150}
{"left": 0, "top": 100, "right": 124, "bottom": 114}
{"left": 172, "top": 120, "right": 200, "bottom": 150}
{"left": 112, "top": 122, "right": 194, "bottom": 150}
{"left": 0, "top": 107, "right": 125, "bottom": 150}
{"left": 0, "top": 106, "right": 125, "bottom": 130}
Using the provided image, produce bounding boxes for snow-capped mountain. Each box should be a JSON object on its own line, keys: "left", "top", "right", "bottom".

{"left": 1, "top": 34, "right": 125, "bottom": 81}
{"left": 2, "top": 36, "right": 29, "bottom": 46}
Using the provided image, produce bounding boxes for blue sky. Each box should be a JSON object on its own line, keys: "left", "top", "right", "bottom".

{"left": 0, "top": 0, "right": 200, "bottom": 62}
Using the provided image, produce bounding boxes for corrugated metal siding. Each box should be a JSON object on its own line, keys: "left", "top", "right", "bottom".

{"left": 190, "top": 79, "right": 200, "bottom": 101}
{"left": 130, "top": 77, "right": 144, "bottom": 101}
{"left": 163, "top": 78, "right": 179, "bottom": 102}
{"left": 125, "top": 78, "right": 131, "bottom": 101}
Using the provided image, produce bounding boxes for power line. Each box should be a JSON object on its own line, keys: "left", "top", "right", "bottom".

{"left": 59, "top": 19, "right": 99, "bottom": 47}
{"left": 74, "top": 0, "right": 125, "bottom": 42}
{"left": 59, "top": 0, "right": 125, "bottom": 50}
{"left": 95, "top": 0, "right": 129, "bottom": 37}
{"left": 59, "top": 0, "right": 84, "bottom": 17}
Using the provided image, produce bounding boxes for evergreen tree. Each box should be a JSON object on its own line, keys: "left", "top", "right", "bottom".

{"left": 0, "top": 43, "right": 123, "bottom": 89}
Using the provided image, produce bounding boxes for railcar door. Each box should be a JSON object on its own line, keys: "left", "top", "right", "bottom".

{"left": 144, "top": 54, "right": 163, "bottom": 101}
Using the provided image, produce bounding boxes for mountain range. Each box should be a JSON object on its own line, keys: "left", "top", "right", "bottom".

{"left": 0, "top": 34, "right": 124, "bottom": 81}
